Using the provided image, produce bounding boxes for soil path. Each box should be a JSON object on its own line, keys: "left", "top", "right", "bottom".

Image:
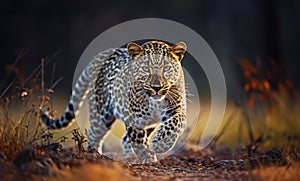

{"left": 1, "top": 144, "right": 299, "bottom": 180}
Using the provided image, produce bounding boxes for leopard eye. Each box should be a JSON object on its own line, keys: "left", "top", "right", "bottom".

{"left": 163, "top": 66, "right": 171, "bottom": 72}
{"left": 141, "top": 66, "right": 150, "bottom": 72}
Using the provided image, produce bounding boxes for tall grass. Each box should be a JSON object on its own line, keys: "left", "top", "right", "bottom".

{"left": 190, "top": 59, "right": 300, "bottom": 152}
{"left": 0, "top": 57, "right": 60, "bottom": 160}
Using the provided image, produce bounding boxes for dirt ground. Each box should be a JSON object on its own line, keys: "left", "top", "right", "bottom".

{"left": 0, "top": 143, "right": 299, "bottom": 181}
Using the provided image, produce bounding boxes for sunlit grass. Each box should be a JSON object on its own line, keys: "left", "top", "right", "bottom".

{"left": 190, "top": 91, "right": 300, "bottom": 151}
{"left": 0, "top": 92, "right": 51, "bottom": 159}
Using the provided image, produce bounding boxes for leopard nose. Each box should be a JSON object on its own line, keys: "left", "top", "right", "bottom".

{"left": 150, "top": 74, "right": 163, "bottom": 92}
{"left": 151, "top": 85, "right": 163, "bottom": 92}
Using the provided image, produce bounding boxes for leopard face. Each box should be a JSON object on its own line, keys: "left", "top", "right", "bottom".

{"left": 127, "top": 41, "right": 187, "bottom": 101}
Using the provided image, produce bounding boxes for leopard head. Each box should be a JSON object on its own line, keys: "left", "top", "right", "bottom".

{"left": 127, "top": 41, "right": 187, "bottom": 101}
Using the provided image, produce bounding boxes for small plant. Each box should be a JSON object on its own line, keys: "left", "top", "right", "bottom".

{"left": 71, "top": 128, "right": 87, "bottom": 158}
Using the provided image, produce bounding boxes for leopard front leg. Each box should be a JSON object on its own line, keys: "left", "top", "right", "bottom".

{"left": 121, "top": 133, "right": 135, "bottom": 159}
{"left": 125, "top": 126, "right": 157, "bottom": 163}
{"left": 152, "top": 112, "right": 187, "bottom": 153}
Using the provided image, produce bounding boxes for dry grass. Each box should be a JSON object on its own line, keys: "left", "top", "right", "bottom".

{"left": 0, "top": 57, "right": 65, "bottom": 160}
{"left": 47, "top": 163, "right": 130, "bottom": 181}
{"left": 189, "top": 58, "right": 300, "bottom": 153}
{"left": 252, "top": 166, "right": 300, "bottom": 181}
{"left": 0, "top": 94, "right": 49, "bottom": 160}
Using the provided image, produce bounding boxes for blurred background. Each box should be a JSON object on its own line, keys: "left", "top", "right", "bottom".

{"left": 1, "top": 0, "right": 299, "bottom": 97}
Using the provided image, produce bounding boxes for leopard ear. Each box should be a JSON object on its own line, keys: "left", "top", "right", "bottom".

{"left": 171, "top": 42, "right": 187, "bottom": 61}
{"left": 127, "top": 42, "right": 143, "bottom": 59}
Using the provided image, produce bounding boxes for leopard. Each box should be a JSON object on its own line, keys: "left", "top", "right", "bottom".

{"left": 41, "top": 40, "right": 188, "bottom": 163}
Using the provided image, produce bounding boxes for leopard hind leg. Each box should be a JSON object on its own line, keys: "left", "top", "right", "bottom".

{"left": 87, "top": 108, "right": 116, "bottom": 153}
{"left": 87, "top": 87, "right": 116, "bottom": 153}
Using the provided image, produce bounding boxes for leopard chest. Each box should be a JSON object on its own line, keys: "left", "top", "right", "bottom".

{"left": 113, "top": 93, "right": 163, "bottom": 128}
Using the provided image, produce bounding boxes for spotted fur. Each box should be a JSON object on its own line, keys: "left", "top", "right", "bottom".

{"left": 41, "top": 41, "right": 187, "bottom": 163}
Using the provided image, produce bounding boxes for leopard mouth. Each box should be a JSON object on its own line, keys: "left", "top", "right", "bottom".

{"left": 144, "top": 87, "right": 168, "bottom": 101}
{"left": 150, "top": 93, "right": 165, "bottom": 101}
